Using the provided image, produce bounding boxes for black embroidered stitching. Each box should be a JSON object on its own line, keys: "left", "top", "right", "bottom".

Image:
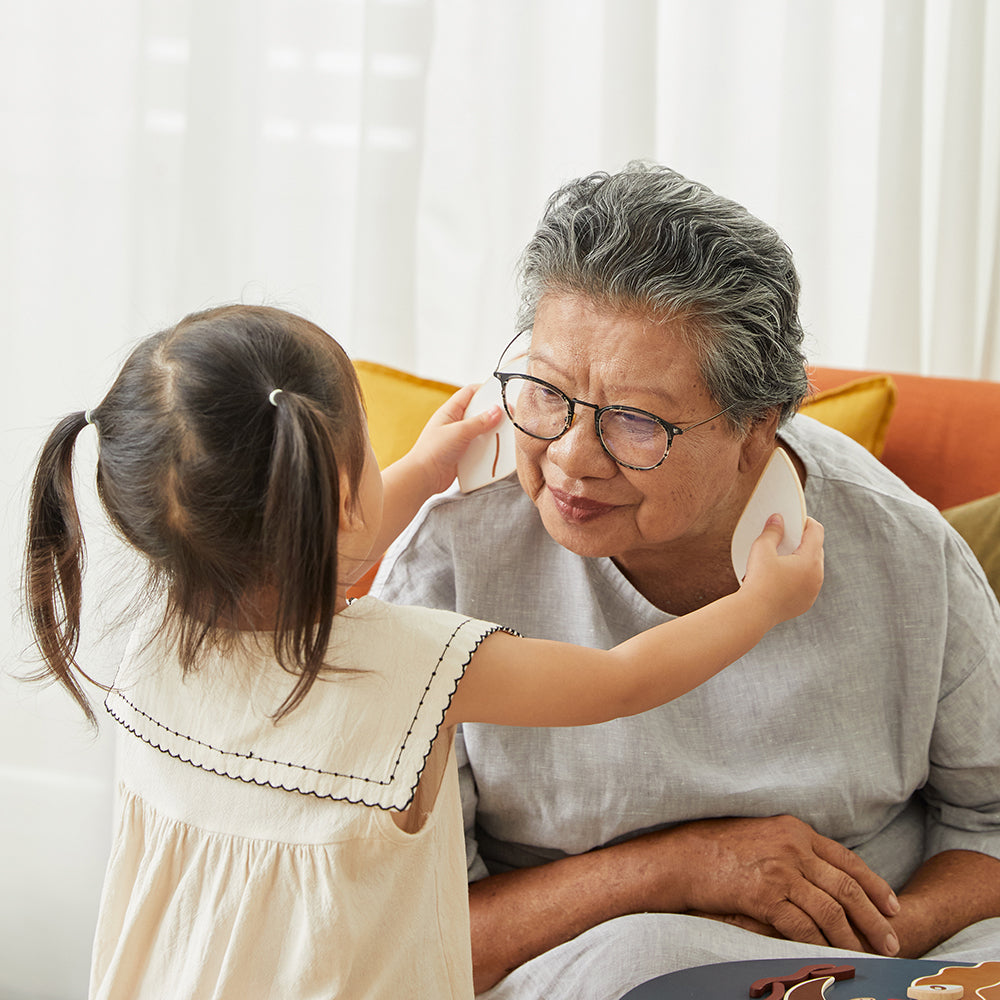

{"left": 389, "top": 619, "right": 468, "bottom": 778}
{"left": 106, "top": 617, "right": 518, "bottom": 808}
{"left": 109, "top": 693, "right": 380, "bottom": 785}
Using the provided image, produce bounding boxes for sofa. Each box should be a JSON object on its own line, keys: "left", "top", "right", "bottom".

{"left": 351, "top": 360, "right": 1000, "bottom": 602}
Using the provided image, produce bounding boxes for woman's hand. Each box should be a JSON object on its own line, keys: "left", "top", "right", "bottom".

{"left": 657, "top": 814, "right": 901, "bottom": 956}
{"left": 743, "top": 515, "right": 825, "bottom": 626}
{"left": 406, "top": 384, "right": 504, "bottom": 496}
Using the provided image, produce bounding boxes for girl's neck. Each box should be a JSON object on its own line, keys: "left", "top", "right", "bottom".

{"left": 217, "top": 587, "right": 281, "bottom": 631}
{"left": 216, "top": 586, "right": 350, "bottom": 631}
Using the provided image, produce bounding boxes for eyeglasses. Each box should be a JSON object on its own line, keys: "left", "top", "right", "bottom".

{"left": 493, "top": 371, "right": 730, "bottom": 471}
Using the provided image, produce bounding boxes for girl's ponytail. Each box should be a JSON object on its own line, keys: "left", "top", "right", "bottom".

{"left": 262, "top": 390, "right": 348, "bottom": 719}
{"left": 18, "top": 306, "right": 368, "bottom": 726}
{"left": 23, "top": 411, "right": 98, "bottom": 724}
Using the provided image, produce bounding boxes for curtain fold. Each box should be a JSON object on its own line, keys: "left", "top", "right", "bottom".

{"left": 867, "top": 0, "right": 925, "bottom": 373}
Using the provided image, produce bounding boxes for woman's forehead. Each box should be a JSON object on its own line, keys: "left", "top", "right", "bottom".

{"left": 529, "top": 293, "right": 708, "bottom": 399}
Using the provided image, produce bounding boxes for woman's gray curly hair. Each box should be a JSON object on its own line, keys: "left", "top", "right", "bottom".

{"left": 515, "top": 162, "right": 809, "bottom": 430}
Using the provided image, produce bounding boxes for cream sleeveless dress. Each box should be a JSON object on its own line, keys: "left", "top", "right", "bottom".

{"left": 91, "top": 596, "right": 505, "bottom": 999}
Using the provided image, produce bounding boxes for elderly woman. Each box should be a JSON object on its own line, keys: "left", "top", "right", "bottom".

{"left": 373, "top": 163, "right": 1000, "bottom": 999}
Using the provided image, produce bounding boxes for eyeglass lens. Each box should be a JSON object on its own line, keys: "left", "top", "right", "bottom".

{"left": 500, "top": 375, "right": 670, "bottom": 469}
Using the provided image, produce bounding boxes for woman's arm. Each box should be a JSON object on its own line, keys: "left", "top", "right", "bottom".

{"left": 468, "top": 814, "right": 904, "bottom": 994}
{"left": 466, "top": 808, "right": 1000, "bottom": 995}
{"left": 889, "top": 849, "right": 1000, "bottom": 956}
{"left": 467, "top": 833, "right": 688, "bottom": 993}
{"left": 468, "top": 820, "right": 1000, "bottom": 993}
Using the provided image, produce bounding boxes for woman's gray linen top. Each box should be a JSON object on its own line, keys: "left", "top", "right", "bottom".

{"left": 373, "top": 414, "right": 1000, "bottom": 891}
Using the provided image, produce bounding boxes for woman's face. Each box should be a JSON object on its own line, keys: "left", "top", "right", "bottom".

{"left": 514, "top": 293, "right": 770, "bottom": 567}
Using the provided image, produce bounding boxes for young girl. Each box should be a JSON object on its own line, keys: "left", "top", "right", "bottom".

{"left": 24, "top": 304, "right": 823, "bottom": 1000}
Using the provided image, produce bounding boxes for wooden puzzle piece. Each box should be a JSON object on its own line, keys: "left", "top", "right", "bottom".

{"left": 910, "top": 962, "right": 1000, "bottom": 1000}
{"left": 784, "top": 977, "right": 835, "bottom": 1000}
{"left": 907, "top": 987, "right": 964, "bottom": 999}
{"left": 749, "top": 964, "right": 855, "bottom": 999}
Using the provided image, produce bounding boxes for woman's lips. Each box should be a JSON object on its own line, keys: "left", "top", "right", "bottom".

{"left": 547, "top": 486, "right": 617, "bottom": 523}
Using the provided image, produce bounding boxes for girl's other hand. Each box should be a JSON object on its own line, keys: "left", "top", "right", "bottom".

{"left": 408, "top": 385, "right": 504, "bottom": 495}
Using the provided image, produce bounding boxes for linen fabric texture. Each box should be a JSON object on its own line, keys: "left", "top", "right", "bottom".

{"left": 92, "top": 596, "right": 505, "bottom": 1000}
{"left": 372, "top": 413, "right": 1000, "bottom": 999}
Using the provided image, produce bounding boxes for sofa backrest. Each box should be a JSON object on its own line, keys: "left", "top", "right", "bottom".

{"left": 810, "top": 367, "right": 1000, "bottom": 511}
{"left": 351, "top": 359, "right": 1000, "bottom": 602}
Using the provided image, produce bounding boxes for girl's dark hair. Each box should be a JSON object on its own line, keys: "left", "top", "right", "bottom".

{"left": 23, "top": 305, "right": 367, "bottom": 725}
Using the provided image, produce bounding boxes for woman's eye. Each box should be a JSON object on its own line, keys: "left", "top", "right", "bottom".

{"left": 612, "top": 410, "right": 659, "bottom": 435}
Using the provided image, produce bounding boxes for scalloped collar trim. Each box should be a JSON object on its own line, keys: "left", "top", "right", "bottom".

{"left": 104, "top": 601, "right": 502, "bottom": 811}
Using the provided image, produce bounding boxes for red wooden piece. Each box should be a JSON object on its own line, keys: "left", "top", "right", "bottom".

{"left": 749, "top": 964, "right": 856, "bottom": 1000}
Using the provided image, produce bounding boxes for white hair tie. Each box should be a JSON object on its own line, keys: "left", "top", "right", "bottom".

{"left": 268, "top": 388, "right": 283, "bottom": 406}
{"left": 84, "top": 409, "right": 95, "bottom": 425}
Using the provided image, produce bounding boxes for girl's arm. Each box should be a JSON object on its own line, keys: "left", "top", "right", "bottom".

{"left": 358, "top": 386, "right": 503, "bottom": 578}
{"left": 444, "top": 515, "right": 824, "bottom": 729}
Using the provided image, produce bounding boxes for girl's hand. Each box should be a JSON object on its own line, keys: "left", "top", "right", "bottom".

{"left": 743, "top": 515, "right": 825, "bottom": 626}
{"left": 407, "top": 384, "right": 504, "bottom": 495}
{"left": 351, "top": 386, "right": 504, "bottom": 591}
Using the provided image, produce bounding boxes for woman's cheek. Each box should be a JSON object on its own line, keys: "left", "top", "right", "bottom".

{"left": 514, "top": 438, "right": 546, "bottom": 498}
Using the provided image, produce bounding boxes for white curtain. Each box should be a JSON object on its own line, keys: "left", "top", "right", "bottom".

{"left": 2, "top": 2, "right": 998, "bottom": 997}
{"left": 416, "top": 0, "right": 1000, "bottom": 380}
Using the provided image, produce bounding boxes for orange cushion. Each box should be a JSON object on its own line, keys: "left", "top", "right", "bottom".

{"left": 811, "top": 367, "right": 1000, "bottom": 510}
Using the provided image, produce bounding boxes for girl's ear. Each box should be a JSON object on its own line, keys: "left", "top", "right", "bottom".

{"left": 338, "top": 469, "right": 362, "bottom": 530}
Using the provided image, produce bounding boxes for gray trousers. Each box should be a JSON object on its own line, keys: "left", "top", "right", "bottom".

{"left": 479, "top": 913, "right": 1000, "bottom": 1000}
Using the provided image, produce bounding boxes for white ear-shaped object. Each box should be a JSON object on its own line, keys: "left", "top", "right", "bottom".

{"left": 730, "top": 447, "right": 807, "bottom": 581}
{"left": 457, "top": 379, "right": 517, "bottom": 493}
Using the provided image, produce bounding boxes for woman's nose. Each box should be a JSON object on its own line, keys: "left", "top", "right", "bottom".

{"left": 545, "top": 410, "right": 618, "bottom": 479}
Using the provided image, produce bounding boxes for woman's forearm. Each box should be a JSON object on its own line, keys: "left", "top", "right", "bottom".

{"left": 890, "top": 849, "right": 1000, "bottom": 957}
{"left": 468, "top": 834, "right": 690, "bottom": 993}
{"left": 467, "top": 812, "right": 908, "bottom": 992}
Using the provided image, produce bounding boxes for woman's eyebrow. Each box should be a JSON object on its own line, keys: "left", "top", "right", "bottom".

{"left": 526, "top": 353, "right": 685, "bottom": 411}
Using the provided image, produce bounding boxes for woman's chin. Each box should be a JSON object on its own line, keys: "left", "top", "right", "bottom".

{"left": 537, "top": 501, "right": 625, "bottom": 559}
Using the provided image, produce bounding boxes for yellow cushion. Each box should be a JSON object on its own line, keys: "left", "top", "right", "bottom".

{"left": 798, "top": 375, "right": 897, "bottom": 458}
{"left": 943, "top": 491, "right": 1000, "bottom": 603}
{"left": 353, "top": 360, "right": 459, "bottom": 468}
